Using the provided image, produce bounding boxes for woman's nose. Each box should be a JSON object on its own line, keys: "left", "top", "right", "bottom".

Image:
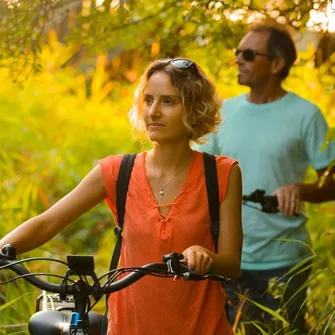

{"left": 148, "top": 102, "right": 161, "bottom": 118}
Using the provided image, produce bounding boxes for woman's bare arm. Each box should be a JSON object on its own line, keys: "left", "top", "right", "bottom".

{"left": 0, "top": 165, "right": 107, "bottom": 254}
{"left": 183, "top": 163, "right": 243, "bottom": 279}
{"left": 206, "top": 163, "right": 243, "bottom": 279}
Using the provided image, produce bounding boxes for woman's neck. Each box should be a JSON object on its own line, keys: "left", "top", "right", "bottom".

{"left": 148, "top": 143, "right": 194, "bottom": 173}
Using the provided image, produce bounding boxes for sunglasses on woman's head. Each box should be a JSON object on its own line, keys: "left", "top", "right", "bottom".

{"left": 170, "top": 58, "right": 195, "bottom": 69}
{"left": 169, "top": 58, "right": 200, "bottom": 77}
{"left": 235, "top": 49, "right": 269, "bottom": 62}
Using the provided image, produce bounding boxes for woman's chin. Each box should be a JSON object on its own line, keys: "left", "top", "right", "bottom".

{"left": 146, "top": 132, "right": 162, "bottom": 142}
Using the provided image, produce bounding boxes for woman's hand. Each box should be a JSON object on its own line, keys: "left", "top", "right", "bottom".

{"left": 182, "top": 245, "right": 214, "bottom": 275}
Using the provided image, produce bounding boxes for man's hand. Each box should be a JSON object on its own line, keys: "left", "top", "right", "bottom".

{"left": 182, "top": 245, "right": 213, "bottom": 275}
{"left": 271, "top": 184, "right": 300, "bottom": 216}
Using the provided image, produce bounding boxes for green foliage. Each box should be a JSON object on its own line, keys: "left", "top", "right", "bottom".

{"left": 0, "top": 276, "right": 34, "bottom": 334}
{"left": 0, "top": 35, "right": 144, "bottom": 327}
{"left": 0, "top": 4, "right": 334, "bottom": 331}
{"left": 0, "top": 0, "right": 332, "bottom": 76}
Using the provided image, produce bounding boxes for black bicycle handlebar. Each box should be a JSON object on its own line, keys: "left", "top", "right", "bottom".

{"left": 0, "top": 245, "right": 232, "bottom": 335}
{"left": 243, "top": 189, "right": 278, "bottom": 213}
{"left": 0, "top": 245, "right": 231, "bottom": 298}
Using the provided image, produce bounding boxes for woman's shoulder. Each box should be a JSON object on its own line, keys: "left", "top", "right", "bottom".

{"left": 100, "top": 152, "right": 143, "bottom": 166}
{"left": 198, "top": 152, "right": 240, "bottom": 201}
{"left": 215, "top": 154, "right": 238, "bottom": 164}
{"left": 98, "top": 155, "right": 122, "bottom": 187}
{"left": 195, "top": 151, "right": 238, "bottom": 171}
{"left": 215, "top": 154, "right": 239, "bottom": 173}
{"left": 100, "top": 154, "right": 123, "bottom": 166}
{"left": 99, "top": 152, "right": 144, "bottom": 178}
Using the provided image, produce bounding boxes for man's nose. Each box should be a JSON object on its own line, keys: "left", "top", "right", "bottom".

{"left": 235, "top": 53, "right": 244, "bottom": 65}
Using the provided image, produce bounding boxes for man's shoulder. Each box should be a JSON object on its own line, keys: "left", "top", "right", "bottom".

{"left": 223, "top": 93, "right": 246, "bottom": 104}
{"left": 287, "top": 92, "right": 320, "bottom": 113}
{"left": 221, "top": 93, "right": 246, "bottom": 111}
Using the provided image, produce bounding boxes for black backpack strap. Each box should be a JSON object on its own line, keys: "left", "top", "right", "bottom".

{"left": 203, "top": 153, "right": 232, "bottom": 325}
{"left": 104, "top": 154, "right": 136, "bottom": 323}
{"left": 203, "top": 152, "right": 220, "bottom": 253}
{"left": 108, "top": 154, "right": 137, "bottom": 275}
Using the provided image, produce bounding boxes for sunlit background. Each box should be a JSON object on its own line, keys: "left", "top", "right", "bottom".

{"left": 94, "top": 0, "right": 335, "bottom": 32}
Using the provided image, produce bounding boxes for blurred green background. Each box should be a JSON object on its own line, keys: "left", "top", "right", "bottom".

{"left": 0, "top": 0, "right": 334, "bottom": 334}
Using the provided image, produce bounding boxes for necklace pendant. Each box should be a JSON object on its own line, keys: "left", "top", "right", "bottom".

{"left": 159, "top": 189, "right": 164, "bottom": 200}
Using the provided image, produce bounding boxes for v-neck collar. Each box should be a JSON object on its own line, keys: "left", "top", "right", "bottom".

{"left": 141, "top": 150, "right": 199, "bottom": 211}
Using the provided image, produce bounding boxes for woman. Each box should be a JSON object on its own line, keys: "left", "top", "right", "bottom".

{"left": 0, "top": 58, "right": 242, "bottom": 334}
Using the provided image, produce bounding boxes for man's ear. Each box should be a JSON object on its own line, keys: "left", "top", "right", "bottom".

{"left": 271, "top": 57, "right": 286, "bottom": 75}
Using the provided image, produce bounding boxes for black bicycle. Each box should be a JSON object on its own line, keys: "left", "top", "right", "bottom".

{"left": 0, "top": 244, "right": 231, "bottom": 335}
{"left": 243, "top": 189, "right": 279, "bottom": 213}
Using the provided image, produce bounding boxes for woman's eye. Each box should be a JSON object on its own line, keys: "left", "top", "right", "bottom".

{"left": 164, "top": 99, "right": 174, "bottom": 104}
{"left": 144, "top": 97, "right": 153, "bottom": 105}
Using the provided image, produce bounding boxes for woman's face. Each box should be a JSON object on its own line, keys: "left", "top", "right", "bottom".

{"left": 142, "top": 71, "right": 188, "bottom": 144}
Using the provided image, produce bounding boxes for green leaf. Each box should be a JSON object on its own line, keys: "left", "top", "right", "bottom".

{"left": 0, "top": 293, "right": 32, "bottom": 312}
{"left": 234, "top": 292, "right": 289, "bottom": 325}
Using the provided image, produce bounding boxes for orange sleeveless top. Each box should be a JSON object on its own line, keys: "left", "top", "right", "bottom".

{"left": 100, "top": 151, "right": 236, "bottom": 335}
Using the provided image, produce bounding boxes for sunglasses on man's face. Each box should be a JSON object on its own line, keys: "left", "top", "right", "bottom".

{"left": 235, "top": 49, "right": 269, "bottom": 62}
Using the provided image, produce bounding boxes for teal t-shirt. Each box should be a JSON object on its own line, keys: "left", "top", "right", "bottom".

{"left": 198, "top": 92, "right": 335, "bottom": 270}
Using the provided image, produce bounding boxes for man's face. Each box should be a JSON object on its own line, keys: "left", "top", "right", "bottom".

{"left": 236, "top": 31, "right": 274, "bottom": 88}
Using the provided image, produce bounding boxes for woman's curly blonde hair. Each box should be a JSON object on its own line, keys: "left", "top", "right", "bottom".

{"left": 129, "top": 58, "right": 222, "bottom": 144}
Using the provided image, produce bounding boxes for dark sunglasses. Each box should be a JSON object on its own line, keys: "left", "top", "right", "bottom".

{"left": 235, "top": 49, "right": 269, "bottom": 62}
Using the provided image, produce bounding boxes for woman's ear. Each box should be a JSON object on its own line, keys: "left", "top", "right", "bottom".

{"left": 271, "top": 57, "right": 286, "bottom": 75}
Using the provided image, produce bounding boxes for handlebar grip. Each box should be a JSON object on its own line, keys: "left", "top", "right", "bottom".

{"left": 182, "top": 270, "right": 232, "bottom": 283}
{"left": 243, "top": 195, "right": 279, "bottom": 202}
{"left": 243, "top": 189, "right": 278, "bottom": 213}
{"left": 263, "top": 195, "right": 278, "bottom": 206}
{"left": 0, "top": 244, "right": 17, "bottom": 260}
{"left": 242, "top": 189, "right": 278, "bottom": 204}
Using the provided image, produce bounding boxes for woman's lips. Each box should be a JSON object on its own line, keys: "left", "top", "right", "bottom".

{"left": 148, "top": 123, "right": 165, "bottom": 128}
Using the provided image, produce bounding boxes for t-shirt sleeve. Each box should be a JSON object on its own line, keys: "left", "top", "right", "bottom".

{"left": 216, "top": 155, "right": 239, "bottom": 203}
{"left": 194, "top": 132, "right": 222, "bottom": 155}
{"left": 304, "top": 110, "right": 335, "bottom": 170}
{"left": 99, "top": 155, "right": 122, "bottom": 214}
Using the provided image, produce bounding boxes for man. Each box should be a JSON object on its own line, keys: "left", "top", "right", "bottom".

{"left": 199, "top": 21, "right": 335, "bottom": 334}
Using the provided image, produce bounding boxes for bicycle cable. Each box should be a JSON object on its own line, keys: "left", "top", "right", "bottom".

{"left": 0, "top": 257, "right": 86, "bottom": 281}
{"left": 87, "top": 267, "right": 176, "bottom": 313}
{"left": 0, "top": 272, "right": 77, "bottom": 285}
{"left": 242, "top": 201, "right": 265, "bottom": 212}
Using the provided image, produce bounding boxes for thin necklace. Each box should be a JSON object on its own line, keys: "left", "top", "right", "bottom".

{"left": 150, "top": 155, "right": 189, "bottom": 201}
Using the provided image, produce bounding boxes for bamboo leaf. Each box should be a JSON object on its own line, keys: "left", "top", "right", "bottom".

{"left": 234, "top": 292, "right": 289, "bottom": 325}
{"left": 0, "top": 293, "right": 32, "bottom": 312}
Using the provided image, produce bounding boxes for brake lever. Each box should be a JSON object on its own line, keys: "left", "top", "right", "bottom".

{"left": 162, "top": 252, "right": 232, "bottom": 283}
{"left": 163, "top": 253, "right": 200, "bottom": 278}
{"left": 163, "top": 252, "right": 186, "bottom": 273}
{"left": 170, "top": 260, "right": 204, "bottom": 280}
